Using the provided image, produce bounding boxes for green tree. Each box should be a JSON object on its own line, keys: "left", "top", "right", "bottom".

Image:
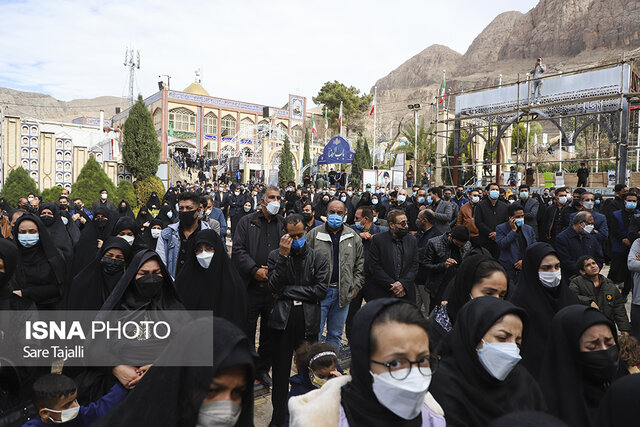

{"left": 1, "top": 167, "right": 39, "bottom": 208}
{"left": 303, "top": 129, "right": 311, "bottom": 168}
{"left": 278, "top": 136, "right": 295, "bottom": 187}
{"left": 441, "top": 130, "right": 470, "bottom": 185}
{"left": 395, "top": 119, "right": 435, "bottom": 176}
{"left": 313, "top": 81, "right": 373, "bottom": 133}
{"left": 363, "top": 138, "right": 373, "bottom": 169}
{"left": 117, "top": 179, "right": 137, "bottom": 207}
{"left": 122, "top": 95, "right": 161, "bottom": 180}
{"left": 511, "top": 120, "right": 543, "bottom": 151}
{"left": 350, "top": 139, "right": 365, "bottom": 188}
{"left": 71, "top": 155, "right": 116, "bottom": 207}
{"left": 41, "top": 186, "right": 63, "bottom": 203}
{"left": 134, "top": 177, "right": 165, "bottom": 209}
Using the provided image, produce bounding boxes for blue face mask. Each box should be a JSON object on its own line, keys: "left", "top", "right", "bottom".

{"left": 354, "top": 221, "right": 364, "bottom": 231}
{"left": 626, "top": 201, "right": 637, "bottom": 210}
{"left": 515, "top": 218, "right": 525, "bottom": 227}
{"left": 417, "top": 197, "right": 426, "bottom": 204}
{"left": 489, "top": 190, "right": 500, "bottom": 200}
{"left": 327, "top": 214, "right": 343, "bottom": 229}
{"left": 426, "top": 196, "right": 433, "bottom": 205}
{"left": 519, "top": 191, "right": 528, "bottom": 199}
{"left": 18, "top": 233, "right": 39, "bottom": 248}
{"left": 595, "top": 199, "right": 600, "bottom": 205}
{"left": 291, "top": 235, "right": 306, "bottom": 250}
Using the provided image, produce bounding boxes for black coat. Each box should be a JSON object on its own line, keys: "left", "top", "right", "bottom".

{"left": 365, "top": 231, "right": 418, "bottom": 302}
{"left": 267, "top": 246, "right": 329, "bottom": 338}
{"left": 474, "top": 198, "right": 508, "bottom": 243}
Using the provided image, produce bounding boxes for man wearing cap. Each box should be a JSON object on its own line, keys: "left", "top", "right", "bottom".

{"left": 421, "top": 225, "right": 472, "bottom": 311}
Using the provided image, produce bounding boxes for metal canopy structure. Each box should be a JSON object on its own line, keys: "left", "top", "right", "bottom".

{"left": 433, "top": 58, "right": 640, "bottom": 186}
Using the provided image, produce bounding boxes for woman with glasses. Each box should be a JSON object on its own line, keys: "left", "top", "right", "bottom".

{"left": 289, "top": 298, "right": 445, "bottom": 426}
{"left": 430, "top": 297, "right": 546, "bottom": 426}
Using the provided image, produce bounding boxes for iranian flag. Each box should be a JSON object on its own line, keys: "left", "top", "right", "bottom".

{"left": 311, "top": 115, "right": 318, "bottom": 135}
{"left": 338, "top": 101, "right": 343, "bottom": 128}
{"left": 370, "top": 97, "right": 375, "bottom": 115}
{"left": 324, "top": 106, "right": 328, "bottom": 130}
{"left": 439, "top": 72, "right": 446, "bottom": 103}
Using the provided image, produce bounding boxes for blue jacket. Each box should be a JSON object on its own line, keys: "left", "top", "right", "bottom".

{"left": 284, "top": 372, "right": 315, "bottom": 426}
{"left": 24, "top": 383, "right": 127, "bottom": 427}
{"left": 156, "top": 220, "right": 210, "bottom": 278}
{"left": 496, "top": 221, "right": 536, "bottom": 283}
{"left": 69, "top": 208, "right": 93, "bottom": 220}
{"left": 208, "top": 206, "right": 227, "bottom": 237}
{"left": 555, "top": 225, "right": 604, "bottom": 281}
{"left": 569, "top": 210, "right": 608, "bottom": 242}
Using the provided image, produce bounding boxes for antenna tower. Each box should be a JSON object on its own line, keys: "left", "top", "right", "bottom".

{"left": 123, "top": 47, "right": 141, "bottom": 106}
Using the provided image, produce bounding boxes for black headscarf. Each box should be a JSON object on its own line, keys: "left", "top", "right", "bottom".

{"left": 111, "top": 216, "right": 147, "bottom": 254}
{"left": 0, "top": 238, "right": 17, "bottom": 300}
{"left": 595, "top": 372, "right": 640, "bottom": 427}
{"left": 146, "top": 191, "right": 162, "bottom": 210}
{"left": 356, "top": 192, "right": 372, "bottom": 208}
{"left": 538, "top": 305, "right": 620, "bottom": 427}
{"left": 91, "top": 250, "right": 185, "bottom": 366}
{"left": 93, "top": 316, "right": 255, "bottom": 427}
{"left": 430, "top": 297, "right": 546, "bottom": 427}
{"left": 140, "top": 218, "right": 164, "bottom": 250}
{"left": 162, "top": 188, "right": 178, "bottom": 207}
{"left": 38, "top": 202, "right": 73, "bottom": 262}
{"left": 175, "top": 230, "right": 246, "bottom": 328}
{"left": 508, "top": 242, "right": 578, "bottom": 379}
{"left": 116, "top": 199, "right": 135, "bottom": 219}
{"left": 136, "top": 205, "right": 153, "bottom": 228}
{"left": 70, "top": 206, "right": 117, "bottom": 277}
{"left": 340, "top": 298, "right": 426, "bottom": 427}
{"left": 0, "top": 198, "right": 9, "bottom": 213}
{"left": 156, "top": 204, "right": 177, "bottom": 225}
{"left": 67, "top": 237, "right": 133, "bottom": 310}
{"left": 11, "top": 214, "right": 66, "bottom": 308}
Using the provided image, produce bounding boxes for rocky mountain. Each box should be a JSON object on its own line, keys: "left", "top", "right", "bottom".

{"left": 373, "top": 0, "right": 640, "bottom": 108}
{"left": 0, "top": 87, "right": 127, "bottom": 123}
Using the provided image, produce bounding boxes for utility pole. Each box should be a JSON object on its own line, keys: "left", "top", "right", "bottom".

{"left": 408, "top": 103, "right": 422, "bottom": 184}
{"left": 373, "top": 86, "right": 377, "bottom": 168}
{"left": 124, "top": 47, "right": 141, "bottom": 106}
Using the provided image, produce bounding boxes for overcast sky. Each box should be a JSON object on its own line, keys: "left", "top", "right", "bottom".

{"left": 0, "top": 0, "right": 538, "bottom": 107}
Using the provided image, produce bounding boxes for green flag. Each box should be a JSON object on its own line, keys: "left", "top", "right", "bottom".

{"left": 169, "top": 122, "right": 174, "bottom": 136}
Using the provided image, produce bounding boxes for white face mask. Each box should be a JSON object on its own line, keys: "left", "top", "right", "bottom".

{"left": 61, "top": 216, "right": 68, "bottom": 225}
{"left": 370, "top": 368, "right": 431, "bottom": 420}
{"left": 205, "top": 209, "right": 212, "bottom": 217}
{"left": 243, "top": 205, "right": 251, "bottom": 213}
{"left": 46, "top": 404, "right": 80, "bottom": 424}
{"left": 101, "top": 193, "right": 108, "bottom": 200}
{"left": 539, "top": 270, "right": 562, "bottom": 288}
{"left": 471, "top": 196, "right": 480, "bottom": 204}
{"left": 397, "top": 195, "right": 406, "bottom": 203}
{"left": 119, "top": 235, "right": 135, "bottom": 245}
{"left": 167, "top": 211, "right": 173, "bottom": 219}
{"left": 151, "top": 228, "right": 162, "bottom": 239}
{"left": 196, "top": 251, "right": 215, "bottom": 269}
{"left": 328, "top": 190, "right": 336, "bottom": 196}
{"left": 476, "top": 340, "right": 522, "bottom": 381}
{"left": 583, "top": 201, "right": 594, "bottom": 210}
{"left": 558, "top": 196, "right": 567, "bottom": 205}
{"left": 373, "top": 216, "right": 378, "bottom": 223}
{"left": 583, "top": 224, "right": 595, "bottom": 234}
{"left": 28, "top": 197, "right": 35, "bottom": 202}
{"left": 266, "top": 201, "right": 280, "bottom": 215}
{"left": 196, "top": 400, "right": 241, "bottom": 427}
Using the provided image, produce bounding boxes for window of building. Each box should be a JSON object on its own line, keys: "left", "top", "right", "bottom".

{"left": 240, "top": 117, "right": 254, "bottom": 132}
{"left": 169, "top": 108, "right": 196, "bottom": 132}
{"left": 276, "top": 122, "right": 288, "bottom": 140}
{"left": 204, "top": 113, "right": 217, "bottom": 135}
{"left": 221, "top": 115, "right": 236, "bottom": 137}
{"left": 292, "top": 125, "right": 303, "bottom": 143}
{"left": 153, "top": 108, "right": 162, "bottom": 130}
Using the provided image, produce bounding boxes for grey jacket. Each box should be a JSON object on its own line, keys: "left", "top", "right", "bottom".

{"left": 531, "top": 63, "right": 546, "bottom": 80}
{"left": 156, "top": 220, "right": 210, "bottom": 278}
{"left": 627, "top": 239, "right": 640, "bottom": 306}
{"left": 432, "top": 200, "right": 453, "bottom": 233}
{"left": 306, "top": 224, "right": 364, "bottom": 308}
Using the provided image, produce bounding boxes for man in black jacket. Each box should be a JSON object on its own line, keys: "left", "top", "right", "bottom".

{"left": 267, "top": 214, "right": 329, "bottom": 427}
{"left": 365, "top": 209, "right": 419, "bottom": 302}
{"left": 474, "top": 182, "right": 508, "bottom": 258}
{"left": 232, "top": 185, "right": 284, "bottom": 389}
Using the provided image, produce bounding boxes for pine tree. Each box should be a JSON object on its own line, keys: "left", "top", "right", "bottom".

{"left": 363, "top": 137, "right": 373, "bottom": 169}
{"left": 303, "top": 129, "right": 311, "bottom": 167}
{"left": 71, "top": 155, "right": 116, "bottom": 207}
{"left": 278, "top": 136, "right": 295, "bottom": 186}
{"left": 117, "top": 179, "right": 137, "bottom": 207}
{"left": 41, "top": 186, "right": 64, "bottom": 203}
{"left": 122, "top": 95, "right": 161, "bottom": 180}
{"left": 1, "top": 167, "right": 39, "bottom": 208}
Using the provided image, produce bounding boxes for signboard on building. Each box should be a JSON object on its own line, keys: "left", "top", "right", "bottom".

{"left": 289, "top": 95, "right": 305, "bottom": 121}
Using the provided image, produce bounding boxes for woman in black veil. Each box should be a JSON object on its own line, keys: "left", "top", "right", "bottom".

{"left": 94, "top": 316, "right": 255, "bottom": 427}
{"left": 175, "top": 229, "right": 246, "bottom": 328}
{"left": 156, "top": 203, "right": 177, "bottom": 225}
{"left": 146, "top": 191, "right": 162, "bottom": 211}
{"left": 116, "top": 200, "right": 135, "bottom": 219}
{"left": 37, "top": 202, "right": 73, "bottom": 262}
{"left": 70, "top": 206, "right": 117, "bottom": 278}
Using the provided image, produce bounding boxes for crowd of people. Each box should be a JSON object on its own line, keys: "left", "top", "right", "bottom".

{"left": 2, "top": 175, "right": 640, "bottom": 426}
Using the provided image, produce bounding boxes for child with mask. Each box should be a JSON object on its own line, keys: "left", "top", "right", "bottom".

{"left": 24, "top": 373, "right": 127, "bottom": 426}
{"left": 284, "top": 342, "right": 342, "bottom": 426}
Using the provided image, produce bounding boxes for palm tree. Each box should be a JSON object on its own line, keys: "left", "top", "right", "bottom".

{"left": 393, "top": 118, "right": 435, "bottom": 168}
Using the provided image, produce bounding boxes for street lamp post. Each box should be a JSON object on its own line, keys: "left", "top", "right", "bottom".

{"left": 408, "top": 103, "right": 421, "bottom": 186}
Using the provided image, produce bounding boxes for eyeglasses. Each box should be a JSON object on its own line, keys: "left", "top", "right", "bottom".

{"left": 395, "top": 220, "right": 409, "bottom": 227}
{"left": 370, "top": 354, "right": 440, "bottom": 380}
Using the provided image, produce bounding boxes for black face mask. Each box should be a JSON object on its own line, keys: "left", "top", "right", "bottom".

{"left": 101, "top": 257, "right": 125, "bottom": 274}
{"left": 119, "top": 205, "right": 127, "bottom": 212}
{"left": 94, "top": 218, "right": 108, "bottom": 229}
{"left": 179, "top": 210, "right": 197, "bottom": 227}
{"left": 415, "top": 218, "right": 423, "bottom": 230}
{"left": 134, "top": 274, "right": 164, "bottom": 299}
{"left": 394, "top": 227, "right": 409, "bottom": 239}
{"left": 443, "top": 195, "right": 451, "bottom": 201}
{"left": 322, "top": 198, "right": 330, "bottom": 205}
{"left": 74, "top": 204, "right": 83, "bottom": 211}
{"left": 302, "top": 212, "right": 314, "bottom": 222}
{"left": 456, "top": 191, "right": 463, "bottom": 197}
{"left": 40, "top": 215, "right": 55, "bottom": 226}
{"left": 579, "top": 345, "right": 619, "bottom": 383}
{"left": 27, "top": 206, "right": 38, "bottom": 214}
{"left": 59, "top": 204, "right": 69, "bottom": 211}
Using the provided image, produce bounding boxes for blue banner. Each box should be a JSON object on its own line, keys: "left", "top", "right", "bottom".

{"left": 317, "top": 136, "right": 354, "bottom": 165}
